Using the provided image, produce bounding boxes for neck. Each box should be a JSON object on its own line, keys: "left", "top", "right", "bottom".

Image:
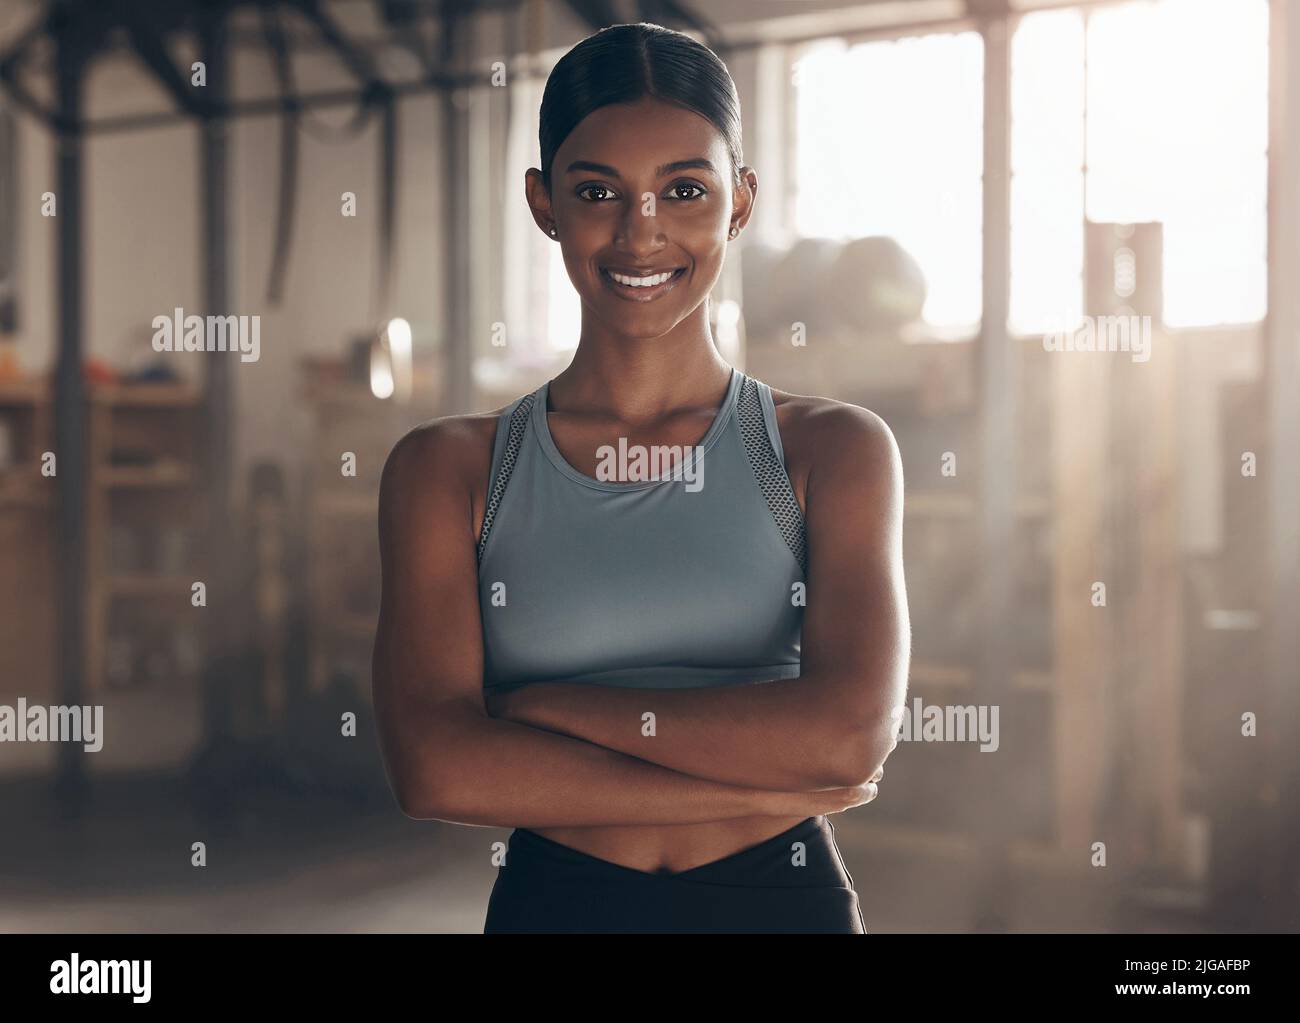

{"left": 551, "top": 303, "right": 733, "bottom": 420}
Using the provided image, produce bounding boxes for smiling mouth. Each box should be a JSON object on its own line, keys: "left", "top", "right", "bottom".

{"left": 600, "top": 267, "right": 686, "bottom": 301}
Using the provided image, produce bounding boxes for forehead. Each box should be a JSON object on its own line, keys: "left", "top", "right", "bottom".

{"left": 556, "top": 97, "right": 729, "bottom": 173}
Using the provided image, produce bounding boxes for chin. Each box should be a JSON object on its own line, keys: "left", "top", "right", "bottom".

{"left": 617, "top": 317, "right": 689, "bottom": 342}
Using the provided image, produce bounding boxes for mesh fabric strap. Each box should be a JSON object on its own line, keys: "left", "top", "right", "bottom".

{"left": 737, "top": 376, "right": 808, "bottom": 574}
{"left": 476, "top": 394, "right": 535, "bottom": 564}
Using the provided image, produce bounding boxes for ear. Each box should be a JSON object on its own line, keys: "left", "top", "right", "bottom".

{"left": 525, "top": 168, "right": 558, "bottom": 238}
{"left": 729, "top": 166, "right": 758, "bottom": 237}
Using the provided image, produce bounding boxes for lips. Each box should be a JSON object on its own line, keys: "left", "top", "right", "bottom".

{"left": 599, "top": 266, "right": 686, "bottom": 302}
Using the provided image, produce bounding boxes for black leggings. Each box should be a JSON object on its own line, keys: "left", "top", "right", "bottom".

{"left": 483, "top": 815, "right": 866, "bottom": 934}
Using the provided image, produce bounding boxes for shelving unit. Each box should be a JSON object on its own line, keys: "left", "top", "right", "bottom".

{"left": 84, "top": 382, "right": 205, "bottom": 694}
{"left": 300, "top": 366, "right": 434, "bottom": 694}
{"left": 0, "top": 378, "right": 55, "bottom": 706}
{"left": 0, "top": 375, "right": 207, "bottom": 783}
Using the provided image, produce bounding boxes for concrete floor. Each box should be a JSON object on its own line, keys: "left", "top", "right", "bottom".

{"left": 0, "top": 771, "right": 1228, "bottom": 934}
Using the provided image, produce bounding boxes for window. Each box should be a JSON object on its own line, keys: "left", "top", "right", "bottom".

{"left": 501, "top": 63, "right": 581, "bottom": 359}
{"left": 1010, "top": 9, "right": 1086, "bottom": 336}
{"left": 792, "top": 32, "right": 986, "bottom": 333}
{"left": 547, "top": 243, "right": 581, "bottom": 352}
{"left": 1010, "top": 0, "right": 1269, "bottom": 334}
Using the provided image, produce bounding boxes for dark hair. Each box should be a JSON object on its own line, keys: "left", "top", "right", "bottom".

{"left": 538, "top": 22, "right": 744, "bottom": 191}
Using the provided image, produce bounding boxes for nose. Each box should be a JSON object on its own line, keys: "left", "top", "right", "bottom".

{"left": 615, "top": 196, "right": 666, "bottom": 257}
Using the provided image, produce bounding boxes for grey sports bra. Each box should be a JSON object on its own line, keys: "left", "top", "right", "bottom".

{"left": 476, "top": 366, "right": 807, "bottom": 691}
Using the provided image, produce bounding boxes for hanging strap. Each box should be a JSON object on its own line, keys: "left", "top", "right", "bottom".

{"left": 737, "top": 376, "right": 808, "bottom": 575}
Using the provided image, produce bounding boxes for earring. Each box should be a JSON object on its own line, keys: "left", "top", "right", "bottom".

{"left": 729, "top": 225, "right": 739, "bottom": 238}
{"left": 548, "top": 225, "right": 558, "bottom": 237}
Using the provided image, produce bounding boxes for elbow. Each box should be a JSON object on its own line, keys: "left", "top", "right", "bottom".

{"left": 385, "top": 733, "right": 475, "bottom": 822}
{"left": 378, "top": 731, "right": 444, "bottom": 820}
{"left": 393, "top": 777, "right": 437, "bottom": 821}
{"left": 819, "top": 708, "right": 899, "bottom": 788}
{"left": 388, "top": 762, "right": 440, "bottom": 820}
{"left": 393, "top": 766, "right": 467, "bottom": 822}
{"left": 379, "top": 699, "right": 486, "bottom": 821}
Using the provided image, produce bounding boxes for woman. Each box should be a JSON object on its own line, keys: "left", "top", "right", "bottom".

{"left": 372, "top": 22, "right": 909, "bottom": 934}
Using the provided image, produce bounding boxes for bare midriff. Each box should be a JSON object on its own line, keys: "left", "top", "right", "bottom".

{"left": 530, "top": 815, "right": 810, "bottom": 875}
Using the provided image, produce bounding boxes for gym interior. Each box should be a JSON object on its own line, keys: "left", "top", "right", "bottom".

{"left": 0, "top": 0, "right": 1296, "bottom": 933}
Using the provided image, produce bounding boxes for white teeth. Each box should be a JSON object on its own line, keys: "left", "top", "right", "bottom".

{"left": 608, "top": 270, "right": 675, "bottom": 287}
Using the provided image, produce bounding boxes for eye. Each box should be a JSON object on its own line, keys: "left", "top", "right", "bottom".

{"left": 667, "top": 181, "right": 707, "bottom": 201}
{"left": 577, "top": 183, "right": 618, "bottom": 202}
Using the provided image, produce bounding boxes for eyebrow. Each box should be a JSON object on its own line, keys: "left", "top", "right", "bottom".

{"left": 564, "top": 157, "right": 719, "bottom": 178}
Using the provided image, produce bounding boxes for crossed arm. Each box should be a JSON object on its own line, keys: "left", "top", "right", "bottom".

{"left": 371, "top": 403, "right": 907, "bottom": 830}
{"left": 485, "top": 402, "right": 910, "bottom": 792}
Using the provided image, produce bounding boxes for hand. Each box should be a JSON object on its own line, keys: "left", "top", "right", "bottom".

{"left": 758, "top": 777, "right": 880, "bottom": 818}
{"left": 795, "top": 762, "right": 887, "bottom": 817}
{"left": 816, "top": 780, "right": 879, "bottom": 815}
{"left": 826, "top": 764, "right": 886, "bottom": 814}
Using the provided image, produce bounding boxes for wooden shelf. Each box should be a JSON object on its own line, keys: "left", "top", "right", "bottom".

{"left": 0, "top": 377, "right": 205, "bottom": 712}
{"left": 0, "top": 466, "right": 52, "bottom": 508}
{"left": 905, "top": 491, "right": 1051, "bottom": 519}
{"left": 301, "top": 382, "right": 391, "bottom": 410}
{"left": 0, "top": 377, "right": 49, "bottom": 405}
{"left": 314, "top": 490, "right": 378, "bottom": 517}
{"left": 89, "top": 382, "right": 202, "bottom": 407}
{"left": 0, "top": 381, "right": 55, "bottom": 703}
{"left": 86, "top": 392, "right": 204, "bottom": 694}
{"left": 108, "top": 575, "right": 194, "bottom": 598}
{"left": 301, "top": 362, "right": 436, "bottom": 693}
{"left": 910, "top": 661, "right": 1052, "bottom": 691}
{"left": 843, "top": 821, "right": 1077, "bottom": 875}
{"left": 95, "top": 462, "right": 194, "bottom": 488}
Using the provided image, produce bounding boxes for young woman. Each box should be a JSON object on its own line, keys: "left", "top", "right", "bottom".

{"left": 372, "top": 22, "right": 909, "bottom": 934}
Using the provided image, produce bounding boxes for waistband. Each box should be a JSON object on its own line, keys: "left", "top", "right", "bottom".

{"left": 508, "top": 815, "right": 850, "bottom": 889}
{"left": 487, "top": 817, "right": 865, "bottom": 933}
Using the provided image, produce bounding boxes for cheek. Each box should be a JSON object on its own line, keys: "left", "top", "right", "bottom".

{"left": 681, "top": 222, "right": 728, "bottom": 274}
{"left": 679, "top": 202, "right": 731, "bottom": 252}
{"left": 673, "top": 194, "right": 728, "bottom": 228}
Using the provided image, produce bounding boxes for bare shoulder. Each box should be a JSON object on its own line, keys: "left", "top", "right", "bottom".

{"left": 766, "top": 385, "right": 903, "bottom": 497}
{"left": 379, "top": 403, "right": 512, "bottom": 524}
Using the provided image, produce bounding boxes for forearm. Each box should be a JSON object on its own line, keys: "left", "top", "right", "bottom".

{"left": 389, "top": 699, "right": 829, "bottom": 829}
{"left": 492, "top": 675, "right": 885, "bottom": 791}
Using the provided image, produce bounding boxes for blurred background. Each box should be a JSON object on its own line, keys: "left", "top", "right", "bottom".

{"left": 0, "top": 0, "right": 1296, "bottom": 933}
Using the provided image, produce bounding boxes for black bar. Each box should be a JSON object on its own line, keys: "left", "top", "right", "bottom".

{"left": 0, "top": 933, "right": 1291, "bottom": 1010}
